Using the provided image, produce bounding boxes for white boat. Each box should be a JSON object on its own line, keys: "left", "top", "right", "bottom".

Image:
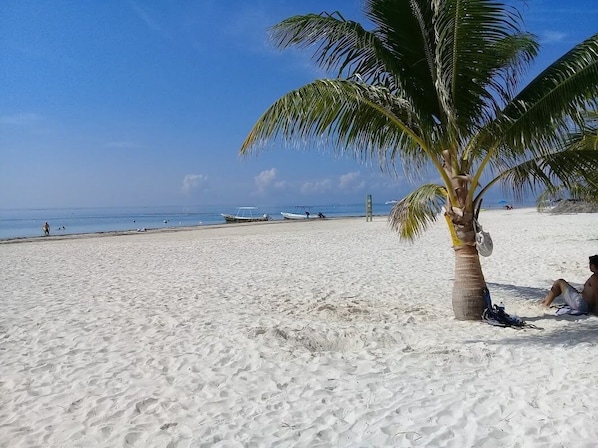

{"left": 281, "top": 211, "right": 326, "bottom": 220}
{"left": 221, "top": 207, "right": 271, "bottom": 223}
{"left": 281, "top": 212, "right": 310, "bottom": 220}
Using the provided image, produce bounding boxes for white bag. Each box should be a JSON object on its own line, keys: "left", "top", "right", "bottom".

{"left": 475, "top": 225, "right": 493, "bottom": 257}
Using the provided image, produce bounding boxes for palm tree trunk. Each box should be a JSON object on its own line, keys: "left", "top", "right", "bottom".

{"left": 443, "top": 176, "right": 487, "bottom": 320}
{"left": 452, "top": 244, "right": 486, "bottom": 320}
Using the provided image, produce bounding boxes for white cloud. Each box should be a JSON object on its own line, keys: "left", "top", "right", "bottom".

{"left": 339, "top": 171, "right": 365, "bottom": 191}
{"left": 539, "top": 30, "right": 567, "bottom": 44}
{"left": 339, "top": 171, "right": 360, "bottom": 188}
{"left": 181, "top": 174, "right": 207, "bottom": 194}
{"left": 300, "top": 179, "right": 332, "bottom": 194}
{"left": 274, "top": 180, "right": 289, "bottom": 189}
{"left": 254, "top": 168, "right": 277, "bottom": 192}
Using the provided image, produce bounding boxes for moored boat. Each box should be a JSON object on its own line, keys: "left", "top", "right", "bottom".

{"left": 281, "top": 211, "right": 326, "bottom": 220}
{"left": 221, "top": 207, "right": 271, "bottom": 223}
{"left": 281, "top": 212, "right": 310, "bottom": 220}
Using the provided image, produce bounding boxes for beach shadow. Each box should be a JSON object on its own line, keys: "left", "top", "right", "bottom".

{"left": 486, "top": 282, "right": 545, "bottom": 302}
{"left": 522, "top": 312, "right": 591, "bottom": 322}
{"left": 469, "top": 322, "right": 598, "bottom": 346}
{"left": 467, "top": 281, "right": 598, "bottom": 346}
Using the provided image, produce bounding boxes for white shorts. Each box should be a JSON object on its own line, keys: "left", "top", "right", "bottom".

{"left": 562, "top": 285, "right": 589, "bottom": 313}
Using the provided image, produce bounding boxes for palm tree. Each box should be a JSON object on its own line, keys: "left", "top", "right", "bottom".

{"left": 240, "top": 0, "right": 598, "bottom": 320}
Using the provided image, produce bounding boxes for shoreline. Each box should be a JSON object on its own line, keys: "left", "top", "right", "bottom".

{"left": 0, "top": 214, "right": 379, "bottom": 245}
{"left": 0, "top": 206, "right": 581, "bottom": 244}
{"left": 1, "top": 205, "right": 551, "bottom": 244}
{"left": 0, "top": 202, "right": 401, "bottom": 243}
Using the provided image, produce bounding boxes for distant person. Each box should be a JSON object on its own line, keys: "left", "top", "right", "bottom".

{"left": 42, "top": 222, "right": 50, "bottom": 236}
{"left": 318, "top": 212, "right": 325, "bottom": 218}
{"left": 539, "top": 255, "right": 598, "bottom": 314}
{"left": 305, "top": 211, "right": 310, "bottom": 218}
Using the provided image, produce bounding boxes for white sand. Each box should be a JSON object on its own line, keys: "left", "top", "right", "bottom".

{"left": 2, "top": 208, "right": 598, "bottom": 447}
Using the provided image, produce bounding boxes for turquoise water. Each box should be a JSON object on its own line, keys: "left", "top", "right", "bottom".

{"left": 0, "top": 203, "right": 395, "bottom": 240}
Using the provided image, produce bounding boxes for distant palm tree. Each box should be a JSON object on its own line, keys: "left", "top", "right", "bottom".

{"left": 537, "top": 111, "right": 598, "bottom": 208}
{"left": 240, "top": 0, "right": 598, "bottom": 320}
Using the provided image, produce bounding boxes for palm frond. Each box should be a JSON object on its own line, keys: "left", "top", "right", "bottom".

{"left": 270, "top": 12, "right": 377, "bottom": 78}
{"left": 270, "top": 4, "right": 442, "bottom": 133}
{"left": 478, "top": 148, "right": 598, "bottom": 202}
{"left": 240, "top": 79, "right": 428, "bottom": 173}
{"left": 536, "top": 186, "right": 568, "bottom": 210}
{"left": 537, "top": 183, "right": 598, "bottom": 205}
{"left": 498, "top": 33, "right": 598, "bottom": 155}
{"left": 363, "top": 0, "right": 440, "bottom": 127}
{"left": 572, "top": 110, "right": 598, "bottom": 150}
{"left": 433, "top": 0, "right": 537, "bottom": 134}
{"left": 389, "top": 184, "right": 446, "bottom": 240}
{"left": 475, "top": 107, "right": 598, "bottom": 202}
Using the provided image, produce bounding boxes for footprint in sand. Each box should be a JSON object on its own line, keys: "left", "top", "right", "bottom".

{"left": 135, "top": 397, "right": 159, "bottom": 414}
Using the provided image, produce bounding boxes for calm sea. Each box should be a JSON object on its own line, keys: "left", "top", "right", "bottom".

{"left": 0, "top": 203, "right": 396, "bottom": 240}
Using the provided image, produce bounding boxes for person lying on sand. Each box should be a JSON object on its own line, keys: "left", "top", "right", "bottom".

{"left": 539, "top": 255, "right": 598, "bottom": 314}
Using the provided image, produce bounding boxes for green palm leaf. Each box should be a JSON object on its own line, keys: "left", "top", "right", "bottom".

{"left": 241, "top": 79, "right": 428, "bottom": 173}
{"left": 498, "top": 34, "right": 598, "bottom": 156}
{"left": 432, "top": 0, "right": 537, "bottom": 133}
{"left": 269, "top": 5, "right": 440, "bottom": 132}
{"left": 389, "top": 184, "right": 446, "bottom": 240}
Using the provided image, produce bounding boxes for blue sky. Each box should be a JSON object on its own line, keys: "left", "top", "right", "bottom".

{"left": 1, "top": 0, "right": 597, "bottom": 209}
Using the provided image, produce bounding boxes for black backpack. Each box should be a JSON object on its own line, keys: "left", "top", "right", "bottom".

{"left": 481, "top": 287, "right": 526, "bottom": 327}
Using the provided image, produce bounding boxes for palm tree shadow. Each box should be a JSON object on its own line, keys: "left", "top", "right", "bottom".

{"left": 485, "top": 282, "right": 545, "bottom": 302}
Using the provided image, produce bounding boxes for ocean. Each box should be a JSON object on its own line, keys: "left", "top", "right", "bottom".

{"left": 0, "top": 203, "right": 396, "bottom": 240}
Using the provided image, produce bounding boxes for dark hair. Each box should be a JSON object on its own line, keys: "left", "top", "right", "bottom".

{"left": 590, "top": 255, "right": 598, "bottom": 266}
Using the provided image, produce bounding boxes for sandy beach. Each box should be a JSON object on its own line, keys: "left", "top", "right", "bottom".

{"left": 2, "top": 208, "right": 598, "bottom": 447}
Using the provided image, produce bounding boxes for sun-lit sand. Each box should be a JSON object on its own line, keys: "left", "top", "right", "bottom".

{"left": 2, "top": 208, "right": 598, "bottom": 447}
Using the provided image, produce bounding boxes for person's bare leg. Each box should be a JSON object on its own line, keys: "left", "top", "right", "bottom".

{"left": 540, "top": 279, "right": 569, "bottom": 307}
